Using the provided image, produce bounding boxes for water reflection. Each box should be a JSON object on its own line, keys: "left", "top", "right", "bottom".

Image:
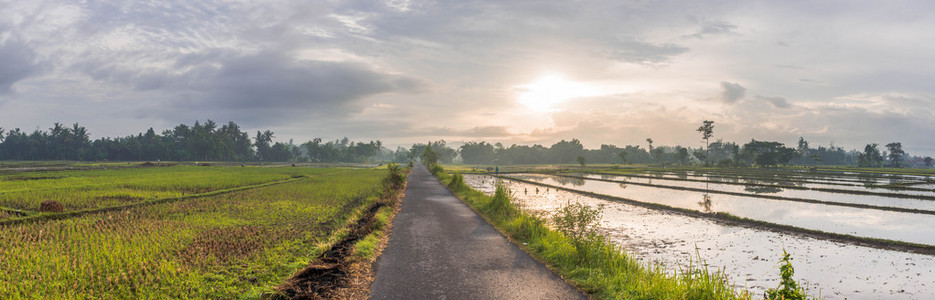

{"left": 699, "top": 193, "right": 713, "bottom": 213}
{"left": 699, "top": 182, "right": 713, "bottom": 212}
{"left": 554, "top": 176, "right": 585, "bottom": 187}
{"left": 742, "top": 185, "right": 783, "bottom": 194}
{"left": 739, "top": 178, "right": 789, "bottom": 194}
{"left": 857, "top": 173, "right": 878, "bottom": 188}
{"left": 673, "top": 170, "right": 689, "bottom": 179}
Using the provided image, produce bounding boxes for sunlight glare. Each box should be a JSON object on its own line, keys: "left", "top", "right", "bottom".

{"left": 517, "top": 74, "right": 599, "bottom": 112}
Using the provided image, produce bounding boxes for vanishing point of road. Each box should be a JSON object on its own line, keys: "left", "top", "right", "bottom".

{"left": 370, "top": 164, "right": 587, "bottom": 299}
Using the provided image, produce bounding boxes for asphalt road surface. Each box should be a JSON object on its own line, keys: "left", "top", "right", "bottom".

{"left": 370, "top": 164, "right": 587, "bottom": 300}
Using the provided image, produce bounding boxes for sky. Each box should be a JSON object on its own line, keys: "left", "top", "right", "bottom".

{"left": 1, "top": 0, "right": 934, "bottom": 155}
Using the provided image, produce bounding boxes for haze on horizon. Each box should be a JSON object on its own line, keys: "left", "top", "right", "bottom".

{"left": 1, "top": 1, "right": 933, "bottom": 155}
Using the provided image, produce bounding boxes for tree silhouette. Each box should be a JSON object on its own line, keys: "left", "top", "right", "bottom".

{"left": 646, "top": 138, "right": 654, "bottom": 162}
{"left": 885, "top": 142, "right": 905, "bottom": 167}
{"left": 696, "top": 120, "right": 714, "bottom": 165}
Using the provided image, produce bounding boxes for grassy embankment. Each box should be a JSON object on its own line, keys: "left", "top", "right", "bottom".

{"left": 0, "top": 166, "right": 399, "bottom": 298}
{"left": 433, "top": 165, "right": 752, "bottom": 299}
{"left": 352, "top": 163, "right": 409, "bottom": 259}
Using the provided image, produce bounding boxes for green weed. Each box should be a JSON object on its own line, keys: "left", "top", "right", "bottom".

{"left": 765, "top": 250, "right": 809, "bottom": 300}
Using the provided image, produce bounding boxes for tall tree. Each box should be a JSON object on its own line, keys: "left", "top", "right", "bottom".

{"left": 796, "top": 137, "right": 810, "bottom": 165}
{"left": 646, "top": 138, "right": 654, "bottom": 162}
{"left": 858, "top": 144, "right": 883, "bottom": 167}
{"left": 885, "top": 142, "right": 905, "bottom": 167}
{"left": 254, "top": 130, "right": 274, "bottom": 161}
{"left": 696, "top": 120, "right": 714, "bottom": 165}
{"left": 421, "top": 144, "right": 438, "bottom": 166}
{"left": 675, "top": 146, "right": 689, "bottom": 165}
{"left": 617, "top": 151, "right": 627, "bottom": 165}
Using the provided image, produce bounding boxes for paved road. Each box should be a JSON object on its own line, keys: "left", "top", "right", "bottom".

{"left": 370, "top": 165, "right": 587, "bottom": 300}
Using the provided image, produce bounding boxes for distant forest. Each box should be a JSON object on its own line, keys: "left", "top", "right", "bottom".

{"left": 0, "top": 121, "right": 931, "bottom": 167}
{"left": 413, "top": 139, "right": 931, "bottom": 168}
{"left": 0, "top": 121, "right": 385, "bottom": 163}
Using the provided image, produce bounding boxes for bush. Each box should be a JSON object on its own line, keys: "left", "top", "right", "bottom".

{"left": 383, "top": 163, "right": 406, "bottom": 191}
{"left": 430, "top": 164, "right": 444, "bottom": 176}
{"left": 552, "top": 202, "right": 605, "bottom": 250}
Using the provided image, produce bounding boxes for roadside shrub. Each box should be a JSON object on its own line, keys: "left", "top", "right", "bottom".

{"left": 485, "top": 183, "right": 514, "bottom": 217}
{"left": 381, "top": 163, "right": 407, "bottom": 204}
{"left": 447, "top": 173, "right": 465, "bottom": 190}
{"left": 38, "top": 200, "right": 63, "bottom": 213}
{"left": 552, "top": 202, "right": 604, "bottom": 251}
{"left": 383, "top": 163, "right": 406, "bottom": 191}
{"left": 765, "top": 250, "right": 808, "bottom": 300}
{"left": 430, "top": 164, "right": 444, "bottom": 176}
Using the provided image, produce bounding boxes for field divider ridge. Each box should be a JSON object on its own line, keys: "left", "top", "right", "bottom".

{"left": 0, "top": 206, "right": 32, "bottom": 217}
{"left": 496, "top": 174, "right": 935, "bottom": 256}
{"left": 553, "top": 173, "right": 935, "bottom": 216}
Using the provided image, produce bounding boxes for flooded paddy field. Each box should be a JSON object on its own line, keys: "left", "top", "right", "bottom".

{"left": 505, "top": 173, "right": 935, "bottom": 245}
{"left": 573, "top": 173, "right": 935, "bottom": 209}
{"left": 640, "top": 169, "right": 934, "bottom": 188}
{"left": 464, "top": 174, "right": 935, "bottom": 299}
{"left": 588, "top": 171, "right": 935, "bottom": 197}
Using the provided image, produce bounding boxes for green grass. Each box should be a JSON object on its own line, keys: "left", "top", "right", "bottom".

{"left": 352, "top": 206, "right": 396, "bottom": 259}
{"left": 0, "top": 165, "right": 346, "bottom": 214}
{"left": 436, "top": 169, "right": 751, "bottom": 299}
{"left": 0, "top": 168, "right": 390, "bottom": 299}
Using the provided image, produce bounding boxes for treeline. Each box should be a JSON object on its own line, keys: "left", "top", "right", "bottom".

{"left": 408, "top": 119, "right": 931, "bottom": 168}
{"left": 413, "top": 137, "right": 930, "bottom": 168}
{"left": 0, "top": 121, "right": 385, "bottom": 163}
{"left": 2, "top": 120, "right": 931, "bottom": 167}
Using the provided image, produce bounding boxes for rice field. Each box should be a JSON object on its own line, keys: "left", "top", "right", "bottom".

{"left": 460, "top": 166, "right": 935, "bottom": 299}
{"left": 0, "top": 165, "right": 388, "bottom": 299}
{"left": 0, "top": 165, "right": 345, "bottom": 217}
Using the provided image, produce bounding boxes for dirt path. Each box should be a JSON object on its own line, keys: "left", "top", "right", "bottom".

{"left": 370, "top": 165, "right": 586, "bottom": 300}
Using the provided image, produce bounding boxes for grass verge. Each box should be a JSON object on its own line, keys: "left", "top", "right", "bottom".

{"left": 435, "top": 167, "right": 751, "bottom": 299}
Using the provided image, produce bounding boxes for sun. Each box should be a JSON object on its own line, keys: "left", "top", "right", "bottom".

{"left": 516, "top": 73, "right": 598, "bottom": 112}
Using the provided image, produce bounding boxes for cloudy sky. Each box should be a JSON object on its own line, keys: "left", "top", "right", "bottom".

{"left": 1, "top": 0, "right": 933, "bottom": 155}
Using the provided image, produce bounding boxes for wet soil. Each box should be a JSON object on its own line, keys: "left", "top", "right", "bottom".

{"left": 271, "top": 201, "right": 388, "bottom": 300}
